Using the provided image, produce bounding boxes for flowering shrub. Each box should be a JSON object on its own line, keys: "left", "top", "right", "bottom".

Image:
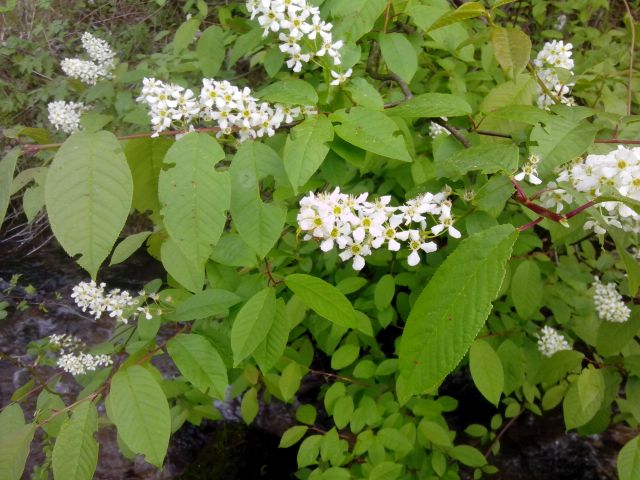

{"left": 1, "top": 1, "right": 639, "bottom": 479}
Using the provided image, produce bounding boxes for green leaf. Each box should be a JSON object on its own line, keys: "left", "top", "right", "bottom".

{"left": 428, "top": 2, "right": 486, "bottom": 32}
{"left": 125, "top": 137, "right": 172, "bottom": 217}
{"left": 52, "top": 402, "right": 98, "bottom": 480}
{"left": 174, "top": 289, "right": 241, "bottom": 321}
{"left": 210, "top": 233, "right": 259, "bottom": 268}
{"left": 437, "top": 144, "right": 519, "bottom": 178}
{"left": 279, "top": 425, "right": 308, "bottom": 448}
{"left": 491, "top": 27, "right": 531, "bottom": 77}
{"left": 374, "top": 274, "right": 395, "bottom": 311}
{"left": 450, "top": 445, "right": 487, "bottom": 467}
{"left": 530, "top": 117, "right": 597, "bottom": 176}
{"left": 379, "top": 33, "right": 417, "bottom": 83}
{"left": 297, "top": 434, "right": 322, "bottom": 468}
{"left": 172, "top": 18, "right": 200, "bottom": 53}
{"left": 167, "top": 333, "right": 228, "bottom": 398}
{"left": 0, "top": 148, "right": 20, "bottom": 230}
{"left": 108, "top": 365, "right": 170, "bottom": 467}
{"left": 345, "top": 78, "right": 384, "bottom": 110}
{"left": 159, "top": 133, "right": 230, "bottom": 265}
{"left": 0, "top": 404, "right": 34, "bottom": 480}
{"left": 254, "top": 299, "right": 290, "bottom": 372}
{"left": 610, "top": 230, "right": 640, "bottom": 296}
{"left": 331, "top": 344, "right": 360, "bottom": 370}
{"left": 369, "top": 461, "right": 403, "bottom": 480}
{"left": 161, "top": 238, "right": 205, "bottom": 292}
{"left": 419, "top": 419, "right": 452, "bottom": 447}
{"left": 241, "top": 387, "right": 259, "bottom": 424}
{"left": 22, "top": 184, "right": 44, "bottom": 223}
{"left": 577, "top": 367, "right": 605, "bottom": 417}
{"left": 595, "top": 195, "right": 640, "bottom": 217}
{"left": 596, "top": 307, "right": 640, "bottom": 356}
{"left": 333, "top": 396, "right": 354, "bottom": 429}
{"left": 332, "top": 0, "right": 387, "bottom": 42}
{"left": 469, "top": 339, "right": 504, "bottom": 406}
{"left": 331, "top": 107, "right": 412, "bottom": 162}
{"left": 230, "top": 142, "right": 286, "bottom": 258}
{"left": 510, "top": 260, "right": 543, "bottom": 319}
{"left": 229, "top": 28, "right": 262, "bottom": 65}
{"left": 284, "top": 116, "right": 334, "bottom": 193}
{"left": 398, "top": 225, "right": 518, "bottom": 397}
{"left": 563, "top": 372, "right": 603, "bottom": 430}
{"left": 197, "top": 26, "right": 225, "bottom": 77}
{"left": 231, "top": 288, "right": 276, "bottom": 366}
{"left": 45, "top": 131, "right": 133, "bottom": 278}
{"left": 618, "top": 436, "right": 640, "bottom": 480}
{"left": 285, "top": 274, "right": 358, "bottom": 330}
{"left": 280, "top": 362, "right": 304, "bottom": 402}
{"left": 378, "top": 428, "right": 413, "bottom": 454}
{"left": 110, "top": 231, "right": 151, "bottom": 266}
{"left": 387, "top": 93, "right": 472, "bottom": 118}
{"left": 257, "top": 80, "right": 318, "bottom": 105}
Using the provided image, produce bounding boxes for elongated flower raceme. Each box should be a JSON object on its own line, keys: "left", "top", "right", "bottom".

{"left": 537, "top": 326, "right": 571, "bottom": 357}
{"left": 47, "top": 100, "right": 88, "bottom": 133}
{"left": 592, "top": 277, "right": 630, "bottom": 323}
{"left": 533, "top": 40, "right": 575, "bottom": 109}
{"left": 297, "top": 187, "right": 460, "bottom": 270}
{"left": 60, "top": 31, "right": 116, "bottom": 85}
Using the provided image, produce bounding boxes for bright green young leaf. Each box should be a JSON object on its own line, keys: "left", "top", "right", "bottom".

{"left": 610, "top": 230, "right": 640, "bottom": 296}
{"left": 52, "top": 402, "right": 98, "bottom": 480}
{"left": 399, "top": 225, "right": 518, "bottom": 397}
{"left": 387, "top": 93, "right": 472, "bottom": 119}
{"left": 167, "top": 333, "right": 228, "bottom": 398}
{"left": 45, "top": 131, "right": 133, "bottom": 278}
{"left": 333, "top": 396, "right": 354, "bottom": 429}
{"left": 241, "top": 387, "right": 259, "bottom": 424}
{"left": 257, "top": 79, "right": 318, "bottom": 105}
{"left": 378, "top": 428, "right": 413, "bottom": 454}
{"left": 428, "top": 2, "right": 486, "bottom": 32}
{"left": 284, "top": 116, "right": 334, "bottom": 193}
{"left": 563, "top": 375, "right": 603, "bottom": 430}
{"left": 108, "top": 365, "right": 171, "bottom": 467}
{"left": 379, "top": 33, "right": 417, "bottom": 83}
{"left": 450, "top": 445, "right": 487, "bottom": 467}
{"left": 0, "top": 404, "right": 34, "bottom": 480}
{"left": 469, "top": 339, "right": 504, "bottom": 406}
{"left": 618, "top": 436, "right": 640, "bottom": 480}
{"left": 491, "top": 27, "right": 532, "bottom": 77}
{"left": 229, "top": 28, "right": 263, "bottom": 65}
{"left": 369, "top": 461, "right": 403, "bottom": 480}
{"left": 210, "top": 233, "right": 259, "bottom": 268}
{"left": 577, "top": 367, "right": 605, "bottom": 419}
{"left": 331, "top": 107, "right": 412, "bottom": 162}
{"left": 331, "top": 344, "right": 360, "bottom": 370}
{"left": 230, "top": 142, "right": 286, "bottom": 258}
{"left": 159, "top": 133, "right": 230, "bottom": 265}
{"left": 36, "top": 389, "right": 67, "bottom": 437}
{"left": 374, "top": 274, "right": 395, "bottom": 311}
{"left": 110, "top": 231, "right": 151, "bottom": 266}
{"left": 0, "top": 148, "right": 20, "bottom": 230}
{"left": 297, "top": 435, "right": 322, "bottom": 468}
{"left": 596, "top": 307, "right": 640, "bottom": 356}
{"left": 231, "top": 288, "right": 276, "bottom": 366}
{"left": 511, "top": 260, "right": 543, "bottom": 319}
{"left": 437, "top": 144, "right": 519, "bottom": 178}
{"left": 280, "top": 362, "right": 304, "bottom": 402}
{"left": 172, "top": 18, "right": 200, "bottom": 53}
{"left": 197, "top": 26, "right": 225, "bottom": 77}
{"left": 174, "top": 289, "right": 241, "bottom": 321}
{"left": 419, "top": 419, "right": 453, "bottom": 447}
{"left": 254, "top": 299, "right": 290, "bottom": 372}
{"left": 332, "top": 0, "right": 387, "bottom": 42}
{"left": 161, "top": 238, "right": 205, "bottom": 293}
{"left": 345, "top": 78, "right": 384, "bottom": 110}
{"left": 285, "top": 274, "right": 357, "bottom": 330}
{"left": 279, "top": 425, "right": 308, "bottom": 448}
{"left": 125, "top": 136, "right": 172, "bottom": 218}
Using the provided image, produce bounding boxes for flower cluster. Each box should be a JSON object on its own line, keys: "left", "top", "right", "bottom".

{"left": 48, "top": 333, "right": 84, "bottom": 351}
{"left": 514, "top": 154, "right": 543, "bottom": 185}
{"left": 537, "top": 326, "right": 571, "bottom": 357}
{"left": 549, "top": 146, "right": 640, "bottom": 233}
{"left": 47, "top": 100, "right": 88, "bottom": 134}
{"left": 297, "top": 187, "right": 459, "bottom": 270}
{"left": 592, "top": 277, "right": 631, "bottom": 323}
{"left": 428, "top": 118, "right": 450, "bottom": 139}
{"left": 60, "top": 32, "right": 116, "bottom": 85}
{"left": 137, "top": 77, "right": 313, "bottom": 141}
{"left": 246, "top": 0, "right": 350, "bottom": 84}
{"left": 71, "top": 280, "right": 137, "bottom": 324}
{"left": 533, "top": 40, "right": 575, "bottom": 109}
{"left": 57, "top": 352, "right": 113, "bottom": 376}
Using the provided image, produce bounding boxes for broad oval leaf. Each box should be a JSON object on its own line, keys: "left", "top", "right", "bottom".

{"left": 510, "top": 260, "right": 543, "bottom": 319}
{"left": 285, "top": 274, "right": 357, "bottom": 330}
{"left": 257, "top": 79, "right": 318, "bottom": 105}
{"left": 469, "top": 339, "right": 504, "bottom": 406}
{"left": 160, "top": 238, "right": 205, "bottom": 293}
{"left": 45, "top": 131, "right": 133, "bottom": 278}
{"left": 158, "top": 132, "right": 230, "bottom": 265}
{"left": 428, "top": 2, "right": 486, "bottom": 32}
{"left": 254, "top": 298, "right": 290, "bottom": 372}
{"left": 398, "top": 225, "right": 518, "bottom": 397}
{"left": 231, "top": 288, "right": 276, "bottom": 366}
{"left": 110, "top": 231, "right": 151, "bottom": 266}
{"left": 618, "top": 436, "right": 640, "bottom": 480}
{"left": 437, "top": 144, "right": 519, "bottom": 179}
{"left": 108, "top": 365, "right": 170, "bottom": 467}
{"left": 167, "top": 333, "right": 228, "bottom": 398}
{"left": 0, "top": 404, "right": 34, "bottom": 480}
{"left": 52, "top": 402, "right": 99, "bottom": 480}
{"left": 387, "top": 93, "right": 472, "bottom": 119}
{"left": 197, "top": 26, "right": 225, "bottom": 77}
{"left": 174, "top": 289, "right": 241, "bottom": 321}
{"left": 379, "top": 33, "right": 417, "bottom": 83}
{"left": 491, "top": 27, "right": 532, "bottom": 78}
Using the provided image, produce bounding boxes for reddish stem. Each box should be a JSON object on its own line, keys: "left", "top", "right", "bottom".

{"left": 565, "top": 200, "right": 596, "bottom": 219}
{"left": 517, "top": 217, "right": 544, "bottom": 231}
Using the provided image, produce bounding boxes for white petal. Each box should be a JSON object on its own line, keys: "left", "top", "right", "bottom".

{"left": 407, "top": 250, "right": 420, "bottom": 266}
{"left": 448, "top": 225, "right": 461, "bottom": 239}
{"left": 352, "top": 255, "right": 365, "bottom": 271}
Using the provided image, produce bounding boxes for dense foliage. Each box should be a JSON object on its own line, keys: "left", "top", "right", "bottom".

{"left": 1, "top": 0, "right": 639, "bottom": 479}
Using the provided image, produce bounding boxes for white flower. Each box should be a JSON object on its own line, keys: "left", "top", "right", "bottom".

{"left": 60, "top": 31, "right": 116, "bottom": 85}
{"left": 428, "top": 118, "right": 450, "bottom": 138}
{"left": 515, "top": 155, "right": 543, "bottom": 185}
{"left": 57, "top": 352, "right": 113, "bottom": 376}
{"left": 539, "top": 182, "right": 573, "bottom": 213}
{"left": 534, "top": 40, "right": 574, "bottom": 109}
{"left": 47, "top": 101, "right": 88, "bottom": 134}
{"left": 338, "top": 239, "right": 371, "bottom": 271}
{"left": 430, "top": 205, "right": 461, "bottom": 238}
{"left": 396, "top": 229, "right": 437, "bottom": 266}
{"left": 330, "top": 68, "right": 352, "bottom": 86}
{"left": 71, "top": 280, "right": 137, "bottom": 323}
{"left": 537, "top": 326, "right": 571, "bottom": 357}
{"left": 593, "top": 277, "right": 631, "bottom": 323}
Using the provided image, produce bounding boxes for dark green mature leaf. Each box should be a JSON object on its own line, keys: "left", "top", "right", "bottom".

{"left": 379, "top": 33, "right": 417, "bottom": 83}
{"left": 197, "top": 26, "right": 225, "bottom": 77}
{"left": 530, "top": 116, "right": 597, "bottom": 176}
{"left": 108, "top": 365, "right": 171, "bottom": 467}
{"left": 491, "top": 27, "right": 531, "bottom": 77}
{"left": 398, "top": 225, "right": 518, "bottom": 398}
{"left": 437, "top": 144, "right": 519, "bottom": 178}
{"left": 257, "top": 80, "right": 318, "bottom": 105}
{"left": 387, "top": 93, "right": 472, "bottom": 119}
{"left": 0, "top": 148, "right": 19, "bottom": 230}
{"left": 125, "top": 137, "right": 172, "bottom": 217}
{"left": 332, "top": 0, "right": 387, "bottom": 42}
{"left": 511, "top": 260, "right": 543, "bottom": 319}
{"left": 230, "top": 142, "right": 286, "bottom": 258}
{"left": 284, "top": 116, "right": 334, "bottom": 193}
{"left": 618, "top": 436, "right": 640, "bottom": 480}
{"left": 563, "top": 371, "right": 603, "bottom": 430}
{"left": 159, "top": 133, "right": 230, "bottom": 265}
{"left": 167, "top": 333, "right": 228, "bottom": 398}
{"left": 469, "top": 339, "right": 504, "bottom": 406}
{"left": 428, "top": 2, "right": 486, "bottom": 32}
{"left": 52, "top": 402, "right": 99, "bottom": 480}
{"left": 231, "top": 288, "right": 276, "bottom": 366}
{"left": 597, "top": 307, "right": 640, "bottom": 356}
{"left": 285, "top": 274, "right": 357, "bottom": 330}
{"left": 45, "top": 132, "right": 133, "bottom": 278}
{"left": 174, "top": 289, "right": 241, "bottom": 321}
{"left": 331, "top": 107, "right": 411, "bottom": 162}
{"left": 0, "top": 404, "right": 34, "bottom": 480}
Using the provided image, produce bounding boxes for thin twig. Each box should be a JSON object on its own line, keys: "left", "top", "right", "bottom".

{"left": 432, "top": 118, "right": 471, "bottom": 148}
{"left": 366, "top": 41, "right": 413, "bottom": 100}
{"left": 484, "top": 410, "right": 523, "bottom": 459}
